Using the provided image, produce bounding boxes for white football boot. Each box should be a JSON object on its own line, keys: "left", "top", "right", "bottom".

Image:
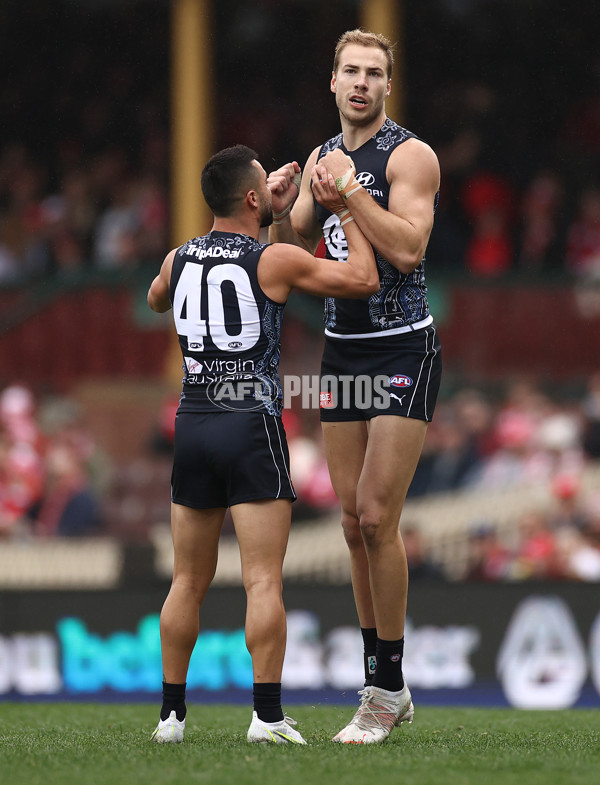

{"left": 247, "top": 712, "right": 306, "bottom": 744}
{"left": 332, "top": 684, "right": 414, "bottom": 744}
{"left": 151, "top": 710, "right": 185, "bottom": 743}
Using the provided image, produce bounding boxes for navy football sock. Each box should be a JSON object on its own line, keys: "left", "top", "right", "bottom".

{"left": 253, "top": 682, "right": 284, "bottom": 723}
{"left": 372, "top": 637, "right": 405, "bottom": 692}
{"left": 160, "top": 681, "right": 187, "bottom": 721}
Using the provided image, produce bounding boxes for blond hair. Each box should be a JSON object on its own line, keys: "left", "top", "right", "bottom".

{"left": 333, "top": 29, "right": 394, "bottom": 78}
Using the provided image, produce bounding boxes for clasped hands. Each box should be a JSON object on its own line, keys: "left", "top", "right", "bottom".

{"left": 268, "top": 149, "right": 360, "bottom": 220}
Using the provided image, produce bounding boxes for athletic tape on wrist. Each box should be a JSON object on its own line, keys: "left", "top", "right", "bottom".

{"left": 335, "top": 208, "right": 351, "bottom": 221}
{"left": 342, "top": 184, "right": 362, "bottom": 199}
{"left": 272, "top": 205, "right": 291, "bottom": 224}
{"left": 335, "top": 159, "right": 362, "bottom": 200}
{"left": 340, "top": 215, "right": 355, "bottom": 226}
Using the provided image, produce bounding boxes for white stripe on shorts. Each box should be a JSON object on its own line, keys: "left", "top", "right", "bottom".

{"left": 262, "top": 414, "right": 282, "bottom": 498}
{"left": 406, "top": 326, "right": 437, "bottom": 419}
{"left": 274, "top": 416, "right": 293, "bottom": 492}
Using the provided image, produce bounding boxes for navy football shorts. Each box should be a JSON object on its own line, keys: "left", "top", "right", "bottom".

{"left": 319, "top": 323, "right": 442, "bottom": 423}
{"left": 171, "top": 410, "right": 296, "bottom": 509}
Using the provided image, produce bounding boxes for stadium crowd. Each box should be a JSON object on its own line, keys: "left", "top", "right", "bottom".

{"left": 1, "top": 1, "right": 600, "bottom": 285}
{"left": 1, "top": 2, "right": 600, "bottom": 582}
{"left": 1, "top": 378, "right": 600, "bottom": 583}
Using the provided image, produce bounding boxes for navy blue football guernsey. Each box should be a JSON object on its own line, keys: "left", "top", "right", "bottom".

{"left": 315, "top": 118, "right": 438, "bottom": 338}
{"left": 169, "top": 231, "right": 285, "bottom": 414}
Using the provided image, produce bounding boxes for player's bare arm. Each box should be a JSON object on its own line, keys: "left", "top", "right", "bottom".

{"left": 266, "top": 160, "right": 300, "bottom": 216}
{"left": 147, "top": 248, "right": 176, "bottom": 312}
{"left": 259, "top": 175, "right": 378, "bottom": 303}
{"left": 328, "top": 139, "right": 440, "bottom": 274}
{"left": 267, "top": 147, "right": 322, "bottom": 253}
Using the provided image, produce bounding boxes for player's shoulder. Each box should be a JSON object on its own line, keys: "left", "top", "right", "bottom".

{"left": 318, "top": 133, "right": 343, "bottom": 157}
{"left": 162, "top": 246, "right": 178, "bottom": 271}
{"left": 388, "top": 133, "right": 439, "bottom": 177}
{"left": 261, "top": 241, "right": 301, "bottom": 264}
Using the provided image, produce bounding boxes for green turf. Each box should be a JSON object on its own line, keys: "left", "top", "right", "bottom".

{"left": 1, "top": 703, "right": 599, "bottom": 785}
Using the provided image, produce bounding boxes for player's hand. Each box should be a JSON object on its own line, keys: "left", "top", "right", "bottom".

{"left": 311, "top": 163, "right": 346, "bottom": 215}
{"left": 319, "top": 149, "right": 354, "bottom": 179}
{"left": 319, "top": 150, "right": 362, "bottom": 200}
{"left": 267, "top": 162, "right": 302, "bottom": 215}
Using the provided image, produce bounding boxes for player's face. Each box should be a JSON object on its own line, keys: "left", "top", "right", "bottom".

{"left": 331, "top": 44, "right": 391, "bottom": 127}
{"left": 253, "top": 160, "right": 274, "bottom": 227}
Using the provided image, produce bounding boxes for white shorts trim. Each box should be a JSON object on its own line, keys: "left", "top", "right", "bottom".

{"left": 324, "top": 314, "right": 433, "bottom": 340}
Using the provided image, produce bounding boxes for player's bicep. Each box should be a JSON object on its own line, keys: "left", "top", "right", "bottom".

{"left": 387, "top": 140, "right": 440, "bottom": 234}
{"left": 261, "top": 244, "right": 345, "bottom": 299}
{"left": 285, "top": 250, "right": 364, "bottom": 298}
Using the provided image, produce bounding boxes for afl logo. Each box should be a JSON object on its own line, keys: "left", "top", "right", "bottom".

{"left": 389, "top": 374, "right": 413, "bottom": 388}
{"left": 356, "top": 171, "right": 375, "bottom": 187}
{"left": 228, "top": 341, "right": 243, "bottom": 349}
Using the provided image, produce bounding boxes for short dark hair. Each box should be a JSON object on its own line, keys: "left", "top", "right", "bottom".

{"left": 333, "top": 29, "right": 394, "bottom": 78}
{"left": 201, "top": 144, "right": 259, "bottom": 217}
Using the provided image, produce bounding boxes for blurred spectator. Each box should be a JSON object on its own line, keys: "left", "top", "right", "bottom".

{"left": 401, "top": 525, "right": 444, "bottom": 581}
{"left": 93, "top": 182, "right": 143, "bottom": 270}
{"left": 0, "top": 385, "right": 45, "bottom": 536}
{"left": 509, "top": 509, "right": 559, "bottom": 580}
{"left": 517, "top": 169, "right": 565, "bottom": 271}
{"left": 547, "top": 473, "right": 591, "bottom": 533}
{"left": 463, "top": 522, "right": 511, "bottom": 582}
{"left": 41, "top": 169, "right": 98, "bottom": 274}
{"left": 471, "top": 382, "right": 584, "bottom": 491}
{"left": 0, "top": 384, "right": 109, "bottom": 539}
{"left": 28, "top": 442, "right": 103, "bottom": 537}
{"left": 461, "top": 172, "right": 515, "bottom": 276}
{"left": 452, "top": 387, "right": 498, "bottom": 460}
{"left": 0, "top": 432, "right": 44, "bottom": 538}
{"left": 565, "top": 188, "right": 600, "bottom": 276}
{"left": 149, "top": 395, "right": 178, "bottom": 455}
{"left": 555, "top": 526, "right": 600, "bottom": 582}
{"left": 582, "top": 372, "right": 600, "bottom": 458}
{"left": 416, "top": 415, "right": 481, "bottom": 494}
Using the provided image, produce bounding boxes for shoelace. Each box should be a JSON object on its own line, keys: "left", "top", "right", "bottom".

{"left": 353, "top": 689, "right": 399, "bottom": 732}
{"left": 283, "top": 715, "right": 298, "bottom": 727}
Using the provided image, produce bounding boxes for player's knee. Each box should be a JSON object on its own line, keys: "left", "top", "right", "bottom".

{"left": 341, "top": 511, "right": 362, "bottom": 549}
{"left": 243, "top": 574, "right": 283, "bottom": 596}
{"left": 171, "top": 573, "right": 212, "bottom": 603}
{"left": 358, "top": 518, "right": 383, "bottom": 549}
{"left": 357, "top": 507, "right": 393, "bottom": 550}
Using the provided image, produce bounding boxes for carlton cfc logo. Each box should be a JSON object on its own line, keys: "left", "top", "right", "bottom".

{"left": 389, "top": 374, "right": 413, "bottom": 388}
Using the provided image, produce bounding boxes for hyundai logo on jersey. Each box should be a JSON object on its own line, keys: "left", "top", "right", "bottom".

{"left": 389, "top": 374, "right": 413, "bottom": 387}
{"left": 356, "top": 171, "right": 375, "bottom": 187}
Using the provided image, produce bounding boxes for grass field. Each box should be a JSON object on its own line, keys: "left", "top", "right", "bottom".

{"left": 1, "top": 702, "right": 599, "bottom": 785}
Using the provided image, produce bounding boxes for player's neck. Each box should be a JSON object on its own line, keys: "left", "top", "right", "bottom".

{"left": 211, "top": 216, "right": 259, "bottom": 240}
{"left": 340, "top": 112, "right": 386, "bottom": 152}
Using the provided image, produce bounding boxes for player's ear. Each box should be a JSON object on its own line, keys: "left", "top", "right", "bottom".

{"left": 330, "top": 72, "right": 337, "bottom": 94}
{"left": 386, "top": 78, "right": 391, "bottom": 97}
{"left": 246, "top": 189, "right": 258, "bottom": 208}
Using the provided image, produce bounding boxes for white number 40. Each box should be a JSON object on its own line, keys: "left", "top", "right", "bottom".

{"left": 173, "top": 262, "right": 260, "bottom": 352}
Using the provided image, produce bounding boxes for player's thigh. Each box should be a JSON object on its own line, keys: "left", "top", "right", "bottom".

{"left": 231, "top": 498, "right": 292, "bottom": 583}
{"left": 321, "top": 420, "right": 368, "bottom": 512}
{"left": 170, "top": 502, "right": 226, "bottom": 579}
{"left": 359, "top": 415, "right": 428, "bottom": 515}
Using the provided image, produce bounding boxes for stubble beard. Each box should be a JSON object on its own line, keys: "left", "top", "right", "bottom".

{"left": 337, "top": 94, "right": 385, "bottom": 129}
{"left": 259, "top": 203, "right": 273, "bottom": 228}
